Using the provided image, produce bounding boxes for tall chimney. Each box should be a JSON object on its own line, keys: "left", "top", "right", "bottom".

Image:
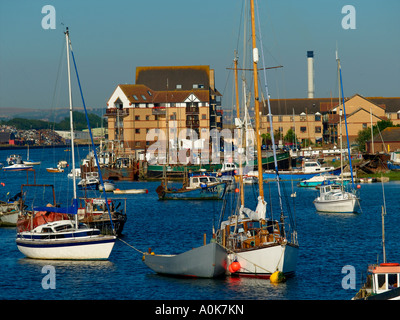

{"left": 307, "top": 51, "right": 314, "bottom": 98}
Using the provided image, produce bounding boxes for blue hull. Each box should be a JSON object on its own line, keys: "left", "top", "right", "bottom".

{"left": 263, "top": 167, "right": 341, "bottom": 181}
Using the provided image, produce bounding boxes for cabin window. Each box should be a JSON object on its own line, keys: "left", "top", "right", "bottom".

{"left": 377, "top": 274, "right": 386, "bottom": 290}
{"left": 199, "top": 177, "right": 208, "bottom": 183}
{"left": 388, "top": 273, "right": 398, "bottom": 289}
{"left": 192, "top": 178, "right": 198, "bottom": 183}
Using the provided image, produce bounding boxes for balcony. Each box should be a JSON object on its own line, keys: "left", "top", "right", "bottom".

{"left": 152, "top": 107, "right": 166, "bottom": 115}
{"left": 105, "top": 108, "right": 129, "bottom": 117}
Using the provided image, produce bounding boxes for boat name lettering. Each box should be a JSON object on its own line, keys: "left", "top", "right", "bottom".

{"left": 206, "top": 186, "right": 218, "bottom": 193}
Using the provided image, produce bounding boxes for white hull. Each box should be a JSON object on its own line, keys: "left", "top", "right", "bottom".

{"left": 227, "top": 242, "right": 298, "bottom": 278}
{"left": 113, "top": 189, "right": 148, "bottom": 194}
{"left": 16, "top": 236, "right": 116, "bottom": 260}
{"left": 314, "top": 197, "right": 357, "bottom": 213}
{"left": 99, "top": 182, "right": 115, "bottom": 192}
{"left": 0, "top": 211, "right": 19, "bottom": 226}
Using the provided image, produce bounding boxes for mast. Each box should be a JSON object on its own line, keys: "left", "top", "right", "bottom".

{"left": 337, "top": 53, "right": 355, "bottom": 190}
{"left": 65, "top": 28, "right": 77, "bottom": 216}
{"left": 234, "top": 51, "right": 245, "bottom": 208}
{"left": 250, "top": 0, "right": 264, "bottom": 201}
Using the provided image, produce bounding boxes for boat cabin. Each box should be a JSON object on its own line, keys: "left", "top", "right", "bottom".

{"left": 187, "top": 175, "right": 220, "bottom": 189}
{"left": 369, "top": 263, "right": 400, "bottom": 294}
{"left": 218, "top": 217, "right": 282, "bottom": 251}
{"left": 303, "top": 160, "right": 334, "bottom": 173}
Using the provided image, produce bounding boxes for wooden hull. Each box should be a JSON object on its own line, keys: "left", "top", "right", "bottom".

{"left": 100, "top": 167, "right": 139, "bottom": 181}
{"left": 143, "top": 242, "right": 227, "bottom": 278}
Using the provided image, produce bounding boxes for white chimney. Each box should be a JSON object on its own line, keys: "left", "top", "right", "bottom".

{"left": 307, "top": 51, "right": 314, "bottom": 98}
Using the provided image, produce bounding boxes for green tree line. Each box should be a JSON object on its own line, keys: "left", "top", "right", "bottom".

{"left": 0, "top": 111, "right": 106, "bottom": 131}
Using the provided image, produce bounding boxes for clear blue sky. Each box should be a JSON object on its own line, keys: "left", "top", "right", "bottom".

{"left": 0, "top": 0, "right": 399, "bottom": 111}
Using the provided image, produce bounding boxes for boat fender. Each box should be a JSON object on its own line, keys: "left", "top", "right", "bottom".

{"left": 228, "top": 261, "right": 241, "bottom": 273}
{"left": 200, "top": 183, "right": 207, "bottom": 188}
{"left": 250, "top": 240, "right": 255, "bottom": 247}
{"left": 270, "top": 271, "right": 286, "bottom": 284}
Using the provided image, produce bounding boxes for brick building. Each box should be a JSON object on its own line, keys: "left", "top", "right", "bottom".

{"left": 105, "top": 65, "right": 222, "bottom": 154}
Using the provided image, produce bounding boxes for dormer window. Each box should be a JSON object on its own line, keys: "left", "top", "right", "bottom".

{"left": 133, "top": 95, "right": 138, "bottom": 100}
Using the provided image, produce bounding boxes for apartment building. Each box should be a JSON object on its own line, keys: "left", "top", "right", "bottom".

{"left": 105, "top": 65, "right": 222, "bottom": 153}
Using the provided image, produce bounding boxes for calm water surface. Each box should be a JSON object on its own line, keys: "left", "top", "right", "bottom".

{"left": 1, "top": 146, "right": 400, "bottom": 300}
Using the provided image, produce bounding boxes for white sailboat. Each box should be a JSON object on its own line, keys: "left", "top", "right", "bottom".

{"left": 16, "top": 28, "right": 116, "bottom": 260}
{"left": 313, "top": 51, "right": 360, "bottom": 214}
{"left": 216, "top": 1, "right": 298, "bottom": 279}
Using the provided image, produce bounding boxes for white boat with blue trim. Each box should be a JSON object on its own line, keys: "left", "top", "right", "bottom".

{"left": 16, "top": 28, "right": 116, "bottom": 260}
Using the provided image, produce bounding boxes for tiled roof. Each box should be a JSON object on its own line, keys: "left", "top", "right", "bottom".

{"left": 135, "top": 65, "right": 211, "bottom": 91}
{"left": 117, "top": 84, "right": 210, "bottom": 104}
{"left": 373, "top": 127, "right": 400, "bottom": 142}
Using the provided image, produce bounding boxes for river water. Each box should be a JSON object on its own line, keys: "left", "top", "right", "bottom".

{"left": 1, "top": 146, "right": 399, "bottom": 302}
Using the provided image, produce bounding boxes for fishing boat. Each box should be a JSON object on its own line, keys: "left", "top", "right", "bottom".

{"left": 142, "top": 241, "right": 227, "bottom": 278}
{"left": 216, "top": 4, "right": 298, "bottom": 279}
{"left": 3, "top": 163, "right": 33, "bottom": 171}
{"left": 0, "top": 194, "right": 23, "bottom": 227}
{"left": 46, "top": 160, "right": 67, "bottom": 173}
{"left": 313, "top": 52, "right": 360, "bottom": 214}
{"left": 156, "top": 172, "right": 226, "bottom": 200}
{"left": 6, "top": 154, "right": 22, "bottom": 165}
{"left": 78, "top": 197, "right": 127, "bottom": 236}
{"left": 262, "top": 160, "right": 340, "bottom": 181}
{"left": 77, "top": 172, "right": 99, "bottom": 190}
{"left": 16, "top": 27, "right": 116, "bottom": 260}
{"left": 353, "top": 187, "right": 400, "bottom": 300}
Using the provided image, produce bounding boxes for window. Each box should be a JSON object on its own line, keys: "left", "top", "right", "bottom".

{"left": 362, "top": 123, "right": 367, "bottom": 129}
{"left": 202, "top": 114, "right": 206, "bottom": 120}
{"left": 147, "top": 90, "right": 152, "bottom": 96}
{"left": 315, "top": 115, "right": 321, "bottom": 121}
{"left": 141, "top": 95, "right": 147, "bottom": 100}
{"left": 315, "top": 126, "right": 321, "bottom": 133}
{"left": 176, "top": 84, "right": 182, "bottom": 89}
{"left": 133, "top": 95, "right": 138, "bottom": 100}
{"left": 135, "top": 116, "right": 140, "bottom": 121}
{"left": 135, "top": 141, "right": 141, "bottom": 147}
{"left": 300, "top": 126, "right": 307, "bottom": 133}
{"left": 278, "top": 116, "right": 283, "bottom": 122}
{"left": 146, "top": 115, "right": 150, "bottom": 120}
{"left": 135, "top": 129, "right": 140, "bottom": 134}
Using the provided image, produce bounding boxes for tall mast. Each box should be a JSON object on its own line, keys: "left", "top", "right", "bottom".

{"left": 250, "top": 0, "right": 264, "bottom": 201}
{"left": 234, "top": 51, "right": 245, "bottom": 208}
{"left": 65, "top": 28, "right": 77, "bottom": 228}
{"left": 65, "top": 28, "right": 77, "bottom": 201}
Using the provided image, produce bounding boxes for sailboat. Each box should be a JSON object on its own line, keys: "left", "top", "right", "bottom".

{"left": 215, "top": 0, "right": 298, "bottom": 279}
{"left": 313, "top": 52, "right": 360, "bottom": 214}
{"left": 16, "top": 28, "right": 116, "bottom": 260}
{"left": 23, "top": 144, "right": 41, "bottom": 165}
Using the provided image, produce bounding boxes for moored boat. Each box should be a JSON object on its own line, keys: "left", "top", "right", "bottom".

{"left": 142, "top": 242, "right": 227, "bottom": 278}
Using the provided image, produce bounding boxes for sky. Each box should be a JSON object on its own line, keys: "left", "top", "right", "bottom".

{"left": 0, "top": 0, "right": 399, "bottom": 112}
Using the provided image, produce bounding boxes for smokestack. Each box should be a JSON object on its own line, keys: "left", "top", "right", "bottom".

{"left": 307, "top": 51, "right": 314, "bottom": 98}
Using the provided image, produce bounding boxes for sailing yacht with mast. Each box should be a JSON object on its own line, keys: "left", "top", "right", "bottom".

{"left": 313, "top": 52, "right": 360, "bottom": 214}
{"left": 16, "top": 28, "right": 116, "bottom": 260}
{"left": 215, "top": 0, "right": 298, "bottom": 279}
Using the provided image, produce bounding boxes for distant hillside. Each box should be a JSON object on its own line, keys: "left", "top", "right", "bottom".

{"left": 0, "top": 107, "right": 105, "bottom": 122}
{"left": 0, "top": 110, "right": 106, "bottom": 130}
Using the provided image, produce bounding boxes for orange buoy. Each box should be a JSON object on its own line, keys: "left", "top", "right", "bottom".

{"left": 229, "top": 261, "right": 241, "bottom": 273}
{"left": 235, "top": 188, "right": 240, "bottom": 193}
{"left": 357, "top": 184, "right": 361, "bottom": 189}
